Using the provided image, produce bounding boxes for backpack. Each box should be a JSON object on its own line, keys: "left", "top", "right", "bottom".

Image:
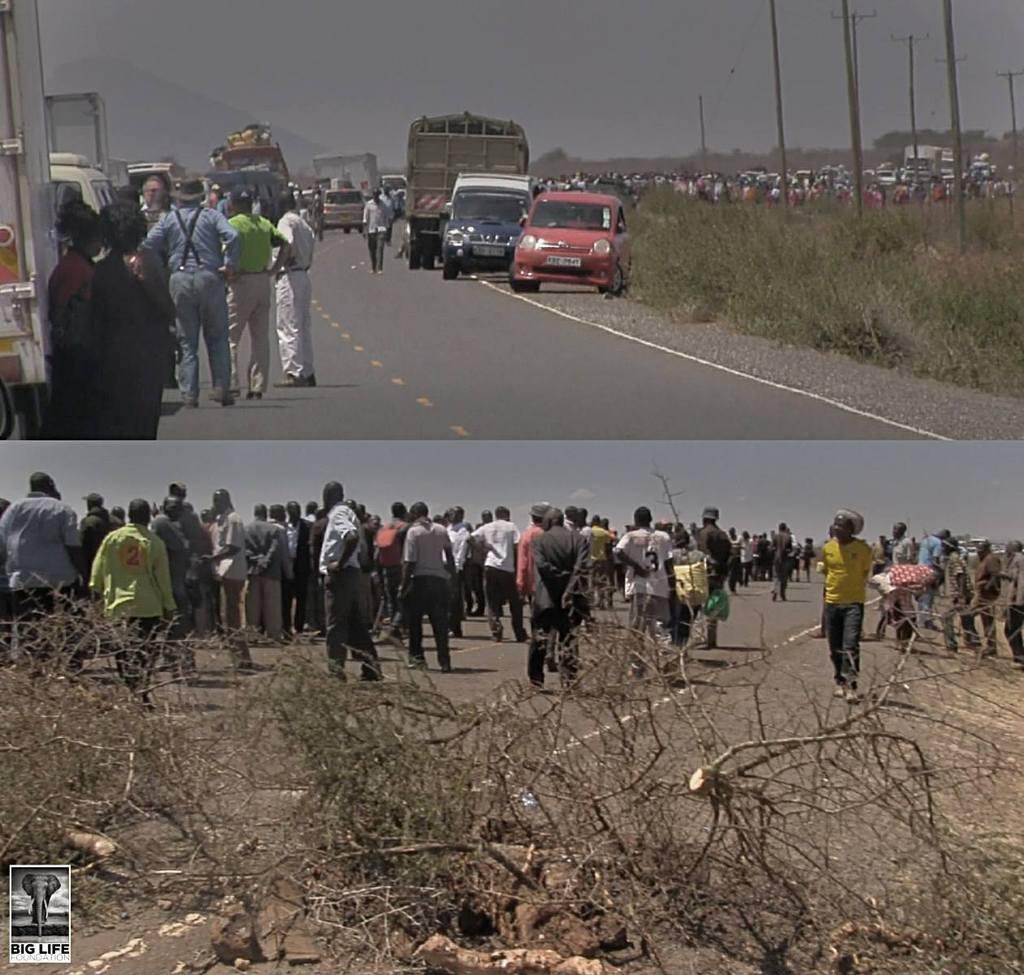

{"left": 674, "top": 561, "right": 709, "bottom": 607}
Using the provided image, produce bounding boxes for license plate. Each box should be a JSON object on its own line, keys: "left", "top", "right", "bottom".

{"left": 474, "top": 245, "right": 506, "bottom": 257}
{"left": 546, "top": 255, "right": 582, "bottom": 268}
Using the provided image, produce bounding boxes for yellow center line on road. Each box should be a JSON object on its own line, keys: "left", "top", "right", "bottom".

{"left": 450, "top": 425, "right": 470, "bottom": 438}
{"left": 370, "top": 360, "right": 383, "bottom": 368}
{"left": 353, "top": 345, "right": 365, "bottom": 352}
{"left": 340, "top": 332, "right": 351, "bottom": 339}
{"left": 391, "top": 377, "right": 405, "bottom": 386}
{"left": 416, "top": 397, "right": 433, "bottom": 407}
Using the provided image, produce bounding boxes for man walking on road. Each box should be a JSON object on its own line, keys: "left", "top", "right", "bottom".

{"left": 151, "top": 496, "right": 194, "bottom": 653}
{"left": 205, "top": 489, "right": 254, "bottom": 669}
{"left": 401, "top": 502, "right": 455, "bottom": 672}
{"left": 446, "top": 507, "right": 471, "bottom": 638}
{"left": 772, "top": 522, "right": 794, "bottom": 602}
{"left": 615, "top": 507, "right": 673, "bottom": 664}
{"left": 283, "top": 502, "right": 310, "bottom": 637}
{"left": 245, "top": 504, "right": 289, "bottom": 644}
{"left": 319, "top": 481, "right": 381, "bottom": 680}
{"left": 1003, "top": 541, "right": 1024, "bottom": 668}
{"left": 275, "top": 191, "right": 317, "bottom": 389}
{"left": 820, "top": 510, "right": 872, "bottom": 704}
{"left": 517, "top": 504, "right": 549, "bottom": 608}
{"left": 474, "top": 506, "right": 526, "bottom": 643}
{"left": 363, "top": 189, "right": 391, "bottom": 274}
{"left": 226, "top": 189, "right": 290, "bottom": 401}
{"left": 697, "top": 507, "right": 732, "bottom": 650}
{"left": 973, "top": 540, "right": 1002, "bottom": 658}
{"left": 529, "top": 507, "right": 590, "bottom": 688}
{"left": 375, "top": 503, "right": 409, "bottom": 643}
{"left": 144, "top": 179, "right": 240, "bottom": 407}
{"left": 90, "top": 499, "right": 175, "bottom": 698}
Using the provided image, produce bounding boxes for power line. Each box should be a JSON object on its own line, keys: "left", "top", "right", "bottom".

{"left": 831, "top": 8, "right": 876, "bottom": 98}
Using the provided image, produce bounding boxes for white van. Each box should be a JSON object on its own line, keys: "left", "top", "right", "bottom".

{"left": 49, "top": 151, "right": 116, "bottom": 214}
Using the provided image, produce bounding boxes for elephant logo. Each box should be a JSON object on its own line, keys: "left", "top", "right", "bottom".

{"left": 21, "top": 873, "right": 61, "bottom": 938}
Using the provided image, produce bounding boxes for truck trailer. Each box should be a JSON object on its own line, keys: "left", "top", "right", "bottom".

{"left": 0, "top": 0, "right": 57, "bottom": 438}
{"left": 312, "top": 152, "right": 379, "bottom": 195}
{"left": 405, "top": 113, "right": 528, "bottom": 270}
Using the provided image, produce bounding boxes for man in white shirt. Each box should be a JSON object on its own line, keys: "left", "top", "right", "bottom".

{"left": 275, "top": 190, "right": 317, "bottom": 389}
{"left": 318, "top": 481, "right": 381, "bottom": 680}
{"left": 446, "top": 506, "right": 471, "bottom": 639}
{"left": 472, "top": 505, "right": 527, "bottom": 643}
{"left": 362, "top": 189, "right": 392, "bottom": 274}
{"left": 614, "top": 506, "right": 674, "bottom": 652}
{"left": 204, "top": 488, "right": 254, "bottom": 669}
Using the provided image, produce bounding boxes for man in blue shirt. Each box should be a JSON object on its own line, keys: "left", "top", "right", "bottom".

{"left": 144, "top": 179, "right": 241, "bottom": 408}
{"left": 917, "top": 529, "right": 949, "bottom": 631}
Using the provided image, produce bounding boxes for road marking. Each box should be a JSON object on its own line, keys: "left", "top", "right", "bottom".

{"left": 320, "top": 311, "right": 331, "bottom": 320}
{"left": 450, "top": 425, "right": 470, "bottom": 437}
{"left": 416, "top": 397, "right": 433, "bottom": 407}
{"left": 371, "top": 359, "right": 383, "bottom": 367}
{"left": 353, "top": 345, "right": 365, "bottom": 352}
{"left": 329, "top": 322, "right": 340, "bottom": 329}
{"left": 391, "top": 377, "right": 405, "bottom": 386}
{"left": 479, "top": 281, "right": 950, "bottom": 441}
{"left": 341, "top": 332, "right": 351, "bottom": 339}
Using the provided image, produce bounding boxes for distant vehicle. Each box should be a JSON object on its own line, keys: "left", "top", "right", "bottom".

{"left": 442, "top": 173, "right": 533, "bottom": 280}
{"left": 211, "top": 123, "right": 290, "bottom": 182}
{"left": 904, "top": 145, "right": 946, "bottom": 180}
{"left": 510, "top": 191, "right": 630, "bottom": 296}
{"left": 0, "top": 0, "right": 58, "bottom": 437}
{"left": 322, "top": 187, "right": 365, "bottom": 233}
{"left": 381, "top": 173, "right": 407, "bottom": 217}
{"left": 313, "top": 153, "right": 379, "bottom": 196}
{"left": 406, "top": 113, "right": 528, "bottom": 270}
{"left": 50, "top": 152, "right": 116, "bottom": 214}
{"left": 205, "top": 167, "right": 286, "bottom": 222}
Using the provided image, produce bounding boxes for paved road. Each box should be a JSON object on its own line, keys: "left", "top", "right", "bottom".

{"left": 157, "top": 230, "right": 916, "bottom": 441}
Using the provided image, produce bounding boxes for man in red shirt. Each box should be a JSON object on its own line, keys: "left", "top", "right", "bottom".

{"left": 517, "top": 504, "right": 550, "bottom": 606}
{"left": 374, "top": 502, "right": 408, "bottom": 642}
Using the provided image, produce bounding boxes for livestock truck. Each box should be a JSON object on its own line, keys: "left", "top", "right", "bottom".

{"left": 0, "top": 0, "right": 57, "bottom": 437}
{"left": 312, "top": 152, "right": 379, "bottom": 195}
{"left": 405, "top": 113, "right": 528, "bottom": 270}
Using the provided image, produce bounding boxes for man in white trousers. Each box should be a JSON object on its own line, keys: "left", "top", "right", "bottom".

{"left": 274, "top": 190, "right": 317, "bottom": 389}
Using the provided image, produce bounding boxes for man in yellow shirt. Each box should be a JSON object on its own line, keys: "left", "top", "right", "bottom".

{"left": 90, "top": 499, "right": 176, "bottom": 697}
{"left": 819, "top": 509, "right": 872, "bottom": 703}
{"left": 588, "top": 516, "right": 613, "bottom": 609}
{"left": 226, "top": 189, "right": 290, "bottom": 400}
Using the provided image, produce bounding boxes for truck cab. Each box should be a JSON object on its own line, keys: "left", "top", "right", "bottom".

{"left": 442, "top": 173, "right": 532, "bottom": 280}
{"left": 50, "top": 152, "right": 116, "bottom": 214}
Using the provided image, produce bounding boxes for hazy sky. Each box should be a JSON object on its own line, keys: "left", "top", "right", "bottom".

{"left": 37, "top": 0, "right": 1024, "bottom": 165}
{"left": 0, "top": 441, "right": 1019, "bottom": 540}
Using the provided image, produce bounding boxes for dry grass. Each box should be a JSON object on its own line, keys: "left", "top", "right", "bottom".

{"left": 631, "top": 194, "right": 1024, "bottom": 397}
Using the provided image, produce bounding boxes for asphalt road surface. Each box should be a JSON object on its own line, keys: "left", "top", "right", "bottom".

{"left": 157, "top": 230, "right": 918, "bottom": 441}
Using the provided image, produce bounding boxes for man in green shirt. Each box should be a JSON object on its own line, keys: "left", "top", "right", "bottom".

{"left": 90, "top": 499, "right": 176, "bottom": 698}
{"left": 226, "top": 188, "right": 290, "bottom": 400}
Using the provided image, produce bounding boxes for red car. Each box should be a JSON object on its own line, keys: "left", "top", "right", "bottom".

{"left": 510, "top": 191, "right": 631, "bottom": 295}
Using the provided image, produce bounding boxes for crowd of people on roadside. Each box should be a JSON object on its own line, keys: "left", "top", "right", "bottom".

{"left": 1, "top": 476, "right": 1021, "bottom": 705}
{"left": 39, "top": 177, "right": 318, "bottom": 439}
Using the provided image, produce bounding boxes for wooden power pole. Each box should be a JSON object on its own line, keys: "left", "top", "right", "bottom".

{"left": 941, "top": 0, "right": 967, "bottom": 252}
{"left": 698, "top": 94, "right": 708, "bottom": 172}
{"left": 997, "top": 68, "right": 1022, "bottom": 221}
{"left": 839, "top": 0, "right": 865, "bottom": 217}
{"left": 768, "top": 0, "right": 789, "bottom": 207}
{"left": 892, "top": 33, "right": 928, "bottom": 182}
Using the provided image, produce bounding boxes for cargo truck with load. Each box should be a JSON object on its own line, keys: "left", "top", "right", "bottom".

{"left": 405, "top": 113, "right": 528, "bottom": 270}
{"left": 313, "top": 152, "right": 379, "bottom": 195}
{"left": 0, "top": 0, "right": 58, "bottom": 438}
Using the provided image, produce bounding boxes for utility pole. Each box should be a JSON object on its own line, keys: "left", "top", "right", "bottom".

{"left": 996, "top": 68, "right": 1022, "bottom": 220}
{"left": 891, "top": 33, "right": 928, "bottom": 181}
{"left": 941, "top": 0, "right": 966, "bottom": 252}
{"left": 698, "top": 93, "right": 708, "bottom": 173}
{"left": 832, "top": 8, "right": 876, "bottom": 97}
{"left": 768, "top": 0, "right": 789, "bottom": 208}
{"left": 838, "top": 0, "right": 865, "bottom": 217}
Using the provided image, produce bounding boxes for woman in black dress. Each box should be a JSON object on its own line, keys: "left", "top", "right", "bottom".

{"left": 93, "top": 202, "right": 175, "bottom": 438}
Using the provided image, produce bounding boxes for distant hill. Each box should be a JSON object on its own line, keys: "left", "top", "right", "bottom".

{"left": 45, "top": 57, "right": 327, "bottom": 174}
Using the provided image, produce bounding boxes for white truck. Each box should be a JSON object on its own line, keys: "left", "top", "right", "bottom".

{"left": 0, "top": 0, "right": 58, "bottom": 438}
{"left": 312, "top": 152, "right": 379, "bottom": 195}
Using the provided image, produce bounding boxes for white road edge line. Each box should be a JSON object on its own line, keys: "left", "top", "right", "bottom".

{"left": 479, "top": 281, "right": 950, "bottom": 441}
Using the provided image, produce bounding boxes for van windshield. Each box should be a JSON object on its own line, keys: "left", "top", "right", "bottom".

{"left": 326, "top": 191, "right": 363, "bottom": 205}
{"left": 531, "top": 201, "right": 612, "bottom": 231}
{"left": 452, "top": 192, "right": 528, "bottom": 223}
